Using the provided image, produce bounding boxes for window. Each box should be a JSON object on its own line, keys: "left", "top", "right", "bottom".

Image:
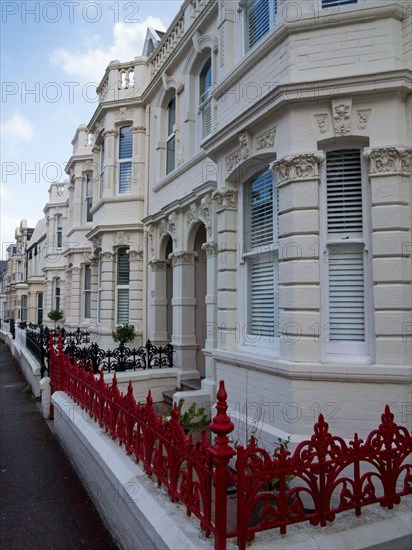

{"left": 84, "top": 172, "right": 93, "bottom": 223}
{"left": 119, "top": 126, "right": 132, "bottom": 194}
{"left": 116, "top": 247, "right": 130, "bottom": 324}
{"left": 245, "top": 0, "right": 277, "bottom": 51}
{"left": 199, "top": 59, "right": 212, "bottom": 140}
{"left": 324, "top": 149, "right": 369, "bottom": 355}
{"left": 243, "top": 170, "right": 279, "bottom": 345}
{"left": 21, "top": 295, "right": 27, "bottom": 322}
{"left": 166, "top": 96, "right": 176, "bottom": 174}
{"left": 99, "top": 138, "right": 105, "bottom": 199}
{"left": 322, "top": 0, "right": 357, "bottom": 7}
{"left": 37, "top": 292, "right": 43, "bottom": 325}
{"left": 83, "top": 265, "right": 91, "bottom": 319}
{"left": 56, "top": 215, "right": 62, "bottom": 249}
{"left": 54, "top": 278, "right": 61, "bottom": 311}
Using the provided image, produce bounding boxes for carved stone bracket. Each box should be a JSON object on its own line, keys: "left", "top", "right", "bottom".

{"left": 115, "top": 107, "right": 135, "bottom": 122}
{"left": 363, "top": 146, "right": 411, "bottom": 176}
{"left": 186, "top": 203, "right": 198, "bottom": 227}
{"left": 314, "top": 114, "right": 330, "bottom": 135}
{"left": 356, "top": 109, "right": 371, "bottom": 131}
{"left": 129, "top": 250, "right": 144, "bottom": 261}
{"left": 256, "top": 127, "right": 276, "bottom": 150}
{"left": 212, "top": 187, "right": 238, "bottom": 211}
{"left": 146, "top": 224, "right": 155, "bottom": 259}
{"left": 102, "top": 251, "right": 114, "bottom": 261}
{"left": 199, "top": 193, "right": 212, "bottom": 236}
{"left": 225, "top": 131, "right": 251, "bottom": 172}
{"left": 131, "top": 126, "right": 146, "bottom": 134}
{"left": 149, "top": 260, "right": 168, "bottom": 272}
{"left": 201, "top": 242, "right": 218, "bottom": 257}
{"left": 332, "top": 99, "right": 352, "bottom": 136}
{"left": 103, "top": 129, "right": 118, "bottom": 139}
{"left": 270, "top": 153, "right": 325, "bottom": 186}
{"left": 170, "top": 251, "right": 197, "bottom": 267}
{"left": 113, "top": 231, "right": 131, "bottom": 246}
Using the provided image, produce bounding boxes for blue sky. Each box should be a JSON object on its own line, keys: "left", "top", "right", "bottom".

{"left": 1, "top": 0, "right": 182, "bottom": 259}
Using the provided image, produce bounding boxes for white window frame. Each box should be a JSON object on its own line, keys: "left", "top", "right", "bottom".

{"left": 21, "top": 295, "right": 27, "bottom": 322}
{"left": 166, "top": 96, "right": 176, "bottom": 175}
{"left": 36, "top": 292, "right": 43, "bottom": 325}
{"left": 56, "top": 214, "right": 63, "bottom": 249}
{"left": 320, "top": 146, "right": 373, "bottom": 363}
{"left": 54, "top": 277, "right": 61, "bottom": 312}
{"left": 199, "top": 58, "right": 212, "bottom": 142}
{"left": 99, "top": 138, "right": 105, "bottom": 200}
{"left": 83, "top": 264, "right": 92, "bottom": 320}
{"left": 244, "top": 0, "right": 278, "bottom": 53}
{"left": 84, "top": 171, "right": 93, "bottom": 223}
{"left": 116, "top": 247, "right": 130, "bottom": 324}
{"left": 118, "top": 126, "right": 133, "bottom": 194}
{"left": 239, "top": 169, "right": 280, "bottom": 355}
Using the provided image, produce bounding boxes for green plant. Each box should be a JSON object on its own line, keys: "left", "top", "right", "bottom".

{"left": 23, "top": 384, "right": 32, "bottom": 394}
{"left": 47, "top": 309, "right": 64, "bottom": 326}
{"left": 112, "top": 323, "right": 136, "bottom": 345}
{"left": 177, "top": 398, "right": 208, "bottom": 430}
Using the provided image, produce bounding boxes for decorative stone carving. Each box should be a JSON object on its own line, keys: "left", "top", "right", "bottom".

{"left": 225, "top": 148, "right": 243, "bottom": 172}
{"left": 186, "top": 203, "right": 197, "bottom": 226}
{"left": 131, "top": 126, "right": 146, "bottom": 134}
{"left": 314, "top": 114, "right": 329, "bottom": 135}
{"left": 146, "top": 224, "right": 155, "bottom": 258}
{"left": 149, "top": 260, "right": 168, "bottom": 272}
{"left": 356, "top": 109, "right": 371, "bottom": 130}
{"left": 102, "top": 251, "right": 114, "bottom": 261}
{"left": 212, "top": 187, "right": 238, "bottom": 210}
{"left": 363, "top": 147, "right": 411, "bottom": 176}
{"left": 129, "top": 250, "right": 144, "bottom": 261}
{"left": 115, "top": 107, "right": 135, "bottom": 122}
{"left": 201, "top": 242, "right": 217, "bottom": 257}
{"left": 225, "top": 131, "right": 251, "bottom": 172}
{"left": 199, "top": 194, "right": 212, "bottom": 236}
{"left": 256, "top": 128, "right": 276, "bottom": 150}
{"left": 270, "top": 153, "right": 325, "bottom": 185}
{"left": 159, "top": 219, "right": 167, "bottom": 240}
{"left": 103, "top": 129, "right": 118, "bottom": 138}
{"left": 170, "top": 251, "right": 197, "bottom": 266}
{"left": 332, "top": 99, "right": 352, "bottom": 136}
{"left": 239, "top": 131, "right": 251, "bottom": 159}
{"left": 113, "top": 232, "right": 130, "bottom": 246}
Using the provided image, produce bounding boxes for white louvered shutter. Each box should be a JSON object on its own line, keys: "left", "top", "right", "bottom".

{"left": 119, "top": 127, "right": 132, "bottom": 194}
{"left": 322, "top": 0, "right": 357, "bottom": 8}
{"left": 246, "top": 0, "right": 277, "bottom": 51}
{"left": 117, "top": 248, "right": 130, "bottom": 324}
{"left": 326, "top": 150, "right": 365, "bottom": 342}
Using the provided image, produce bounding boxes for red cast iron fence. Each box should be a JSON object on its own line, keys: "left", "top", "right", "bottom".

{"left": 48, "top": 336, "right": 412, "bottom": 550}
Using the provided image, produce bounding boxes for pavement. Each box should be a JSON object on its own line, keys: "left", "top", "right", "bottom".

{"left": 0, "top": 341, "right": 119, "bottom": 550}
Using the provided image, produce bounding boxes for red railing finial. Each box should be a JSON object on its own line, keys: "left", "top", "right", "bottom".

{"left": 209, "top": 380, "right": 234, "bottom": 441}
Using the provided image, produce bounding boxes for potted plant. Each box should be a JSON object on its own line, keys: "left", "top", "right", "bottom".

{"left": 112, "top": 324, "right": 135, "bottom": 371}
{"left": 47, "top": 309, "right": 64, "bottom": 328}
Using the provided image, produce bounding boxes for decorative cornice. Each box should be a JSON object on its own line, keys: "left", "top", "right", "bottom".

{"left": 201, "top": 242, "right": 217, "bottom": 257}
{"left": 148, "top": 260, "right": 168, "bottom": 272}
{"left": 270, "top": 153, "right": 325, "bottom": 186}
{"left": 255, "top": 127, "right": 276, "bottom": 150}
{"left": 170, "top": 251, "right": 197, "bottom": 266}
{"left": 363, "top": 146, "right": 411, "bottom": 176}
{"left": 212, "top": 187, "right": 238, "bottom": 211}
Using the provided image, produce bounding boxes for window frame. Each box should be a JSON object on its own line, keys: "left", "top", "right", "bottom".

{"left": 21, "top": 294, "right": 27, "bottom": 322}
{"left": 118, "top": 126, "right": 133, "bottom": 194}
{"left": 320, "top": 146, "right": 373, "bottom": 362}
{"left": 244, "top": 0, "right": 278, "bottom": 53}
{"left": 37, "top": 292, "right": 43, "bottom": 325}
{"left": 116, "top": 247, "right": 130, "bottom": 324}
{"left": 54, "top": 277, "right": 61, "bottom": 312}
{"left": 56, "top": 214, "right": 63, "bottom": 249}
{"left": 239, "top": 168, "right": 280, "bottom": 354}
{"left": 84, "top": 171, "right": 93, "bottom": 223}
{"left": 199, "top": 58, "right": 212, "bottom": 141}
{"left": 83, "top": 264, "right": 92, "bottom": 320}
{"left": 99, "top": 138, "right": 105, "bottom": 200}
{"left": 166, "top": 96, "right": 176, "bottom": 174}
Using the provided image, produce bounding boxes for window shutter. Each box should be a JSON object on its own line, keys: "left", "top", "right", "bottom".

{"left": 326, "top": 149, "right": 362, "bottom": 238}
{"left": 246, "top": 0, "right": 277, "bottom": 50}
{"left": 248, "top": 170, "right": 274, "bottom": 247}
{"left": 117, "top": 248, "right": 129, "bottom": 285}
{"left": 322, "top": 0, "right": 357, "bottom": 8}
{"left": 201, "top": 101, "right": 212, "bottom": 139}
{"left": 119, "top": 162, "right": 132, "bottom": 193}
{"left": 328, "top": 245, "right": 365, "bottom": 341}
{"left": 117, "top": 289, "right": 129, "bottom": 324}
{"left": 249, "top": 257, "right": 276, "bottom": 337}
{"left": 119, "top": 127, "right": 132, "bottom": 158}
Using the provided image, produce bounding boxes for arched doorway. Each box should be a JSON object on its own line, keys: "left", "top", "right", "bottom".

{"left": 194, "top": 225, "right": 207, "bottom": 378}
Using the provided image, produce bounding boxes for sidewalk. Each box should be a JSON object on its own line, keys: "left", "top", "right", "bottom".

{"left": 0, "top": 341, "right": 118, "bottom": 550}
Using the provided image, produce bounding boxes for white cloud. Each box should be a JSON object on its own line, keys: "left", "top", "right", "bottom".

{"left": 49, "top": 17, "right": 167, "bottom": 83}
{"left": 0, "top": 111, "right": 35, "bottom": 155}
{"left": 0, "top": 184, "right": 12, "bottom": 201}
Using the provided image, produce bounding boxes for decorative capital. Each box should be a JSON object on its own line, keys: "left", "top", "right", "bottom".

{"left": 363, "top": 146, "right": 411, "bottom": 176}
{"left": 201, "top": 242, "right": 217, "bottom": 257}
{"left": 270, "top": 152, "right": 325, "bottom": 185}
{"left": 103, "top": 129, "right": 118, "bottom": 139}
{"left": 170, "top": 251, "right": 197, "bottom": 266}
{"left": 149, "top": 259, "right": 168, "bottom": 271}
{"left": 212, "top": 187, "right": 238, "bottom": 211}
{"left": 131, "top": 126, "right": 146, "bottom": 134}
{"left": 186, "top": 203, "right": 198, "bottom": 227}
{"left": 102, "top": 251, "right": 114, "bottom": 261}
{"left": 129, "top": 250, "right": 143, "bottom": 261}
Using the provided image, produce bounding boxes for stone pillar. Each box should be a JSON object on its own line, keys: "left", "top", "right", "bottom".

{"left": 170, "top": 251, "right": 199, "bottom": 381}
{"left": 90, "top": 258, "right": 98, "bottom": 329}
{"left": 363, "top": 146, "right": 411, "bottom": 365}
{"left": 64, "top": 267, "right": 73, "bottom": 325}
{"left": 67, "top": 268, "right": 80, "bottom": 326}
{"left": 99, "top": 251, "right": 115, "bottom": 332}
{"left": 129, "top": 249, "right": 143, "bottom": 344}
{"left": 201, "top": 241, "right": 218, "bottom": 396}
{"left": 148, "top": 260, "right": 169, "bottom": 343}
{"left": 271, "top": 153, "right": 324, "bottom": 363}
{"left": 212, "top": 187, "right": 238, "bottom": 351}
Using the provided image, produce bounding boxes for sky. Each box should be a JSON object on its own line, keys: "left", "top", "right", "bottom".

{"left": 0, "top": 0, "right": 183, "bottom": 259}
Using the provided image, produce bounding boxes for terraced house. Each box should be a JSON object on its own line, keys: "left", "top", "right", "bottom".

{"left": 3, "top": 0, "right": 411, "bottom": 446}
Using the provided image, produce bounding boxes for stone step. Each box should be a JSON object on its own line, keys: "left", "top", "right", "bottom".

{"left": 181, "top": 379, "right": 201, "bottom": 391}
{"left": 162, "top": 389, "right": 175, "bottom": 406}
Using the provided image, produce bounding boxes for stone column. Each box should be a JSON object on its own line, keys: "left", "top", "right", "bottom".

{"left": 129, "top": 249, "right": 143, "bottom": 345}
{"left": 271, "top": 153, "right": 324, "bottom": 363}
{"left": 68, "top": 268, "right": 80, "bottom": 326}
{"left": 363, "top": 146, "right": 411, "bottom": 365}
{"left": 201, "top": 241, "right": 218, "bottom": 395}
{"left": 148, "top": 260, "right": 169, "bottom": 343}
{"left": 99, "top": 251, "right": 115, "bottom": 333}
{"left": 170, "top": 251, "right": 199, "bottom": 381}
{"left": 212, "top": 187, "right": 238, "bottom": 351}
{"left": 64, "top": 267, "right": 73, "bottom": 325}
{"left": 90, "top": 257, "right": 98, "bottom": 329}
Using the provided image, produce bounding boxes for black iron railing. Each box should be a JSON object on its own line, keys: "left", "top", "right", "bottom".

{"left": 10, "top": 319, "right": 15, "bottom": 339}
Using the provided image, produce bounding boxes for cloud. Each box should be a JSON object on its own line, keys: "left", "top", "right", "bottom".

{"left": 0, "top": 184, "right": 12, "bottom": 201}
{"left": 0, "top": 111, "right": 35, "bottom": 155}
{"left": 49, "top": 17, "right": 167, "bottom": 83}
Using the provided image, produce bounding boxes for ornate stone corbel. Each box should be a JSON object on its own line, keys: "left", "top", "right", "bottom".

{"left": 170, "top": 251, "right": 197, "bottom": 266}
{"left": 212, "top": 187, "right": 238, "bottom": 211}
{"left": 146, "top": 224, "right": 155, "bottom": 259}
{"left": 363, "top": 146, "right": 411, "bottom": 176}
{"left": 199, "top": 194, "right": 212, "bottom": 236}
{"left": 113, "top": 231, "right": 130, "bottom": 246}
{"left": 332, "top": 99, "right": 352, "bottom": 136}
{"left": 201, "top": 242, "right": 217, "bottom": 257}
{"left": 256, "top": 127, "right": 276, "bottom": 150}
{"left": 129, "top": 250, "right": 144, "bottom": 261}
{"left": 186, "top": 203, "right": 198, "bottom": 227}
{"left": 314, "top": 114, "right": 329, "bottom": 135}
{"left": 148, "top": 259, "right": 168, "bottom": 272}
{"left": 356, "top": 109, "right": 371, "bottom": 131}
{"left": 270, "top": 153, "right": 325, "bottom": 186}
{"left": 102, "top": 251, "right": 114, "bottom": 261}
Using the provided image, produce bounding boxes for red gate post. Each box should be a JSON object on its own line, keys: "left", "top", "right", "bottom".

{"left": 209, "top": 381, "right": 235, "bottom": 550}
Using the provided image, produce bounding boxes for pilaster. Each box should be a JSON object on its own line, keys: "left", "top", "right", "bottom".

{"left": 148, "top": 260, "right": 169, "bottom": 343}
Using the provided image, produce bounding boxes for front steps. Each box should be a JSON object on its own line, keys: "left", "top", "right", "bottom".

{"left": 162, "top": 378, "right": 202, "bottom": 406}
